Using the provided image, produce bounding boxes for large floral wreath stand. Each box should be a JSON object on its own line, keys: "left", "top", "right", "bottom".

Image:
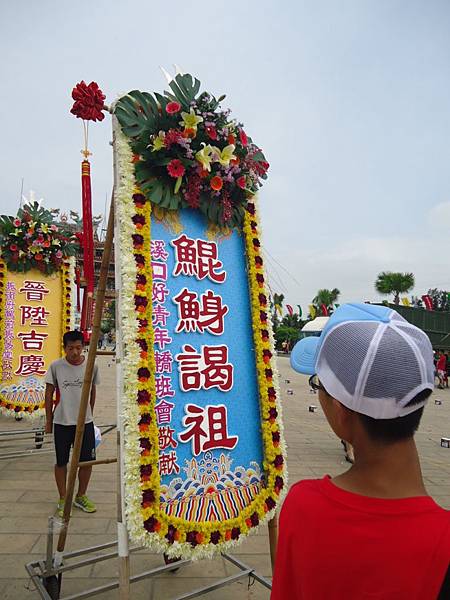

{"left": 74, "top": 73, "right": 287, "bottom": 568}
{"left": 0, "top": 202, "right": 76, "bottom": 419}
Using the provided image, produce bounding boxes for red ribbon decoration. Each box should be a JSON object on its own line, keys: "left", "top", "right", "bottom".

{"left": 81, "top": 160, "right": 95, "bottom": 331}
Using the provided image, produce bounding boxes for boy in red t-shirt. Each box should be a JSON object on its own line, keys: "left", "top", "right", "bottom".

{"left": 272, "top": 303, "right": 449, "bottom": 600}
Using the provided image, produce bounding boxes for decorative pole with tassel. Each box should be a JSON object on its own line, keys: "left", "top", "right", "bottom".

{"left": 70, "top": 81, "right": 106, "bottom": 338}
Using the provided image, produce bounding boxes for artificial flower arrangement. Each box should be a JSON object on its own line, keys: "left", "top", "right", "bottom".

{"left": 114, "top": 109, "right": 287, "bottom": 558}
{"left": 114, "top": 74, "right": 269, "bottom": 228}
{"left": 0, "top": 202, "right": 78, "bottom": 275}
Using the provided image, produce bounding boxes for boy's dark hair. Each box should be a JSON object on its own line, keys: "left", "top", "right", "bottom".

{"left": 357, "top": 388, "right": 431, "bottom": 443}
{"left": 63, "top": 330, "right": 84, "bottom": 347}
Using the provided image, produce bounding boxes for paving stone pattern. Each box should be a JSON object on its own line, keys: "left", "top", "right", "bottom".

{"left": 0, "top": 355, "right": 448, "bottom": 599}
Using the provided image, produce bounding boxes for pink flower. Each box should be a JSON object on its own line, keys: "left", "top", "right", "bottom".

{"left": 239, "top": 129, "right": 248, "bottom": 146}
{"left": 236, "top": 176, "right": 246, "bottom": 189}
{"left": 50, "top": 224, "right": 58, "bottom": 232}
{"left": 56, "top": 250, "right": 63, "bottom": 259}
{"left": 9, "top": 244, "right": 18, "bottom": 251}
{"left": 13, "top": 218, "right": 21, "bottom": 227}
{"left": 166, "top": 101, "right": 181, "bottom": 114}
{"left": 167, "top": 159, "right": 185, "bottom": 178}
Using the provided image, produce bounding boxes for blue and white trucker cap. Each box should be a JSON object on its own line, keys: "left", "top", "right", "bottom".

{"left": 291, "top": 303, "right": 434, "bottom": 419}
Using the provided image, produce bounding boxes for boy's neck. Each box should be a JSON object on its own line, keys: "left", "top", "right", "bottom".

{"left": 332, "top": 437, "right": 428, "bottom": 499}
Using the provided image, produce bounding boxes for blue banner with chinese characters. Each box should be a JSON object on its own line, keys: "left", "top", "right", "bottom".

{"left": 151, "top": 210, "right": 263, "bottom": 493}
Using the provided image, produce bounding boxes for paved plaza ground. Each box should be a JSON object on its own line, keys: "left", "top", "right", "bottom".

{"left": 0, "top": 355, "right": 449, "bottom": 599}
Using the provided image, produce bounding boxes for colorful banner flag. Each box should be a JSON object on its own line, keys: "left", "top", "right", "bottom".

{"left": 0, "top": 262, "right": 74, "bottom": 417}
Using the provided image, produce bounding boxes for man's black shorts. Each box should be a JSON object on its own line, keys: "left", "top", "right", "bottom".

{"left": 53, "top": 423, "right": 96, "bottom": 467}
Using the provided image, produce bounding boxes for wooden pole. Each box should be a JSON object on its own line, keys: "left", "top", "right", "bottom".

{"left": 55, "top": 197, "right": 115, "bottom": 562}
{"left": 78, "top": 457, "right": 117, "bottom": 468}
{"left": 268, "top": 514, "right": 278, "bottom": 575}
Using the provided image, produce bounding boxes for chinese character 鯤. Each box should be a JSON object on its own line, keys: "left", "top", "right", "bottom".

{"left": 171, "top": 235, "right": 226, "bottom": 283}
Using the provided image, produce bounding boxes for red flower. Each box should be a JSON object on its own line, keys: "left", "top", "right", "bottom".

{"left": 164, "top": 129, "right": 182, "bottom": 148}
{"left": 236, "top": 176, "right": 246, "bottom": 189}
{"left": 228, "top": 133, "right": 236, "bottom": 145}
{"left": 206, "top": 126, "right": 217, "bottom": 140}
{"left": 239, "top": 129, "right": 248, "bottom": 146}
{"left": 166, "top": 101, "right": 181, "bottom": 114}
{"left": 9, "top": 244, "right": 18, "bottom": 251}
{"left": 210, "top": 176, "right": 223, "bottom": 191}
{"left": 35, "top": 254, "right": 43, "bottom": 261}
{"left": 167, "top": 159, "right": 185, "bottom": 178}
{"left": 70, "top": 80, "right": 106, "bottom": 122}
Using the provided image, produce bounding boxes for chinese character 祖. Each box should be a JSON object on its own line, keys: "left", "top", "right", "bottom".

{"left": 178, "top": 404, "right": 238, "bottom": 456}
{"left": 173, "top": 288, "right": 228, "bottom": 335}
{"left": 19, "top": 281, "right": 49, "bottom": 302}
{"left": 158, "top": 451, "right": 180, "bottom": 476}
{"left": 171, "top": 235, "right": 226, "bottom": 283}
{"left": 152, "top": 304, "right": 170, "bottom": 327}
{"left": 176, "top": 344, "right": 233, "bottom": 392}
{"left": 155, "top": 351, "right": 173, "bottom": 374}
{"left": 154, "top": 328, "right": 172, "bottom": 350}
{"left": 155, "top": 375, "right": 175, "bottom": 399}
{"left": 151, "top": 240, "right": 169, "bottom": 261}
{"left": 151, "top": 261, "right": 168, "bottom": 282}
{"left": 158, "top": 426, "right": 178, "bottom": 451}
{"left": 152, "top": 282, "right": 170, "bottom": 304}
{"left": 17, "top": 329, "right": 49, "bottom": 351}
{"left": 154, "top": 400, "right": 175, "bottom": 425}
{"left": 14, "top": 354, "right": 46, "bottom": 376}
{"left": 19, "top": 306, "right": 50, "bottom": 326}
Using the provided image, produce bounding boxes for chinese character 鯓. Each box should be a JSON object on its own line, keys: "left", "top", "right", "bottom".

{"left": 173, "top": 288, "right": 228, "bottom": 335}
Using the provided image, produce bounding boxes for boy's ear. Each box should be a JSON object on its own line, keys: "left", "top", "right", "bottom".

{"left": 332, "top": 398, "right": 353, "bottom": 429}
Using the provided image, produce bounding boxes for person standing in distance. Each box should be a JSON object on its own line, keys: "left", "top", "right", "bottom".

{"left": 45, "top": 330, "right": 99, "bottom": 517}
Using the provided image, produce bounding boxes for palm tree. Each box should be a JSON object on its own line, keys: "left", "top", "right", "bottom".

{"left": 312, "top": 288, "right": 340, "bottom": 315}
{"left": 375, "top": 272, "right": 415, "bottom": 305}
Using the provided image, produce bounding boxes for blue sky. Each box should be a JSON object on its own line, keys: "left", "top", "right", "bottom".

{"left": 1, "top": 0, "right": 450, "bottom": 311}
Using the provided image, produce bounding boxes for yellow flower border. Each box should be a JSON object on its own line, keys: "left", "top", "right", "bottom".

{"left": 116, "top": 125, "right": 287, "bottom": 559}
{"left": 0, "top": 257, "right": 74, "bottom": 418}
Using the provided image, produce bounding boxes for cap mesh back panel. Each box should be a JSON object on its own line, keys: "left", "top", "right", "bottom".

{"left": 320, "top": 322, "right": 378, "bottom": 395}
{"left": 363, "top": 327, "right": 422, "bottom": 400}
{"left": 395, "top": 323, "right": 435, "bottom": 384}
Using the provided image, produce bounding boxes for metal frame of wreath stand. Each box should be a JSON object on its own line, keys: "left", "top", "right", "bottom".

{"left": 25, "top": 125, "right": 278, "bottom": 600}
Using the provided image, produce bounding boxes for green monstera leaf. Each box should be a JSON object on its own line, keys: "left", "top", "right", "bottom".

{"left": 114, "top": 90, "right": 160, "bottom": 138}
{"left": 165, "top": 74, "right": 201, "bottom": 108}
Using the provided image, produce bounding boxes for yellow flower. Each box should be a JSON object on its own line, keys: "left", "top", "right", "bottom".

{"left": 41, "top": 223, "right": 49, "bottom": 233}
{"left": 152, "top": 131, "right": 165, "bottom": 152}
{"left": 195, "top": 143, "right": 214, "bottom": 172}
{"left": 180, "top": 108, "right": 203, "bottom": 131}
{"left": 211, "top": 144, "right": 236, "bottom": 167}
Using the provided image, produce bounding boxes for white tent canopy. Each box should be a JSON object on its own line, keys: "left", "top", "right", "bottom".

{"left": 301, "top": 316, "right": 329, "bottom": 332}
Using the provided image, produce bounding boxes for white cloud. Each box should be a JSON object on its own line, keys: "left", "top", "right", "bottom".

{"left": 427, "top": 202, "right": 450, "bottom": 231}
